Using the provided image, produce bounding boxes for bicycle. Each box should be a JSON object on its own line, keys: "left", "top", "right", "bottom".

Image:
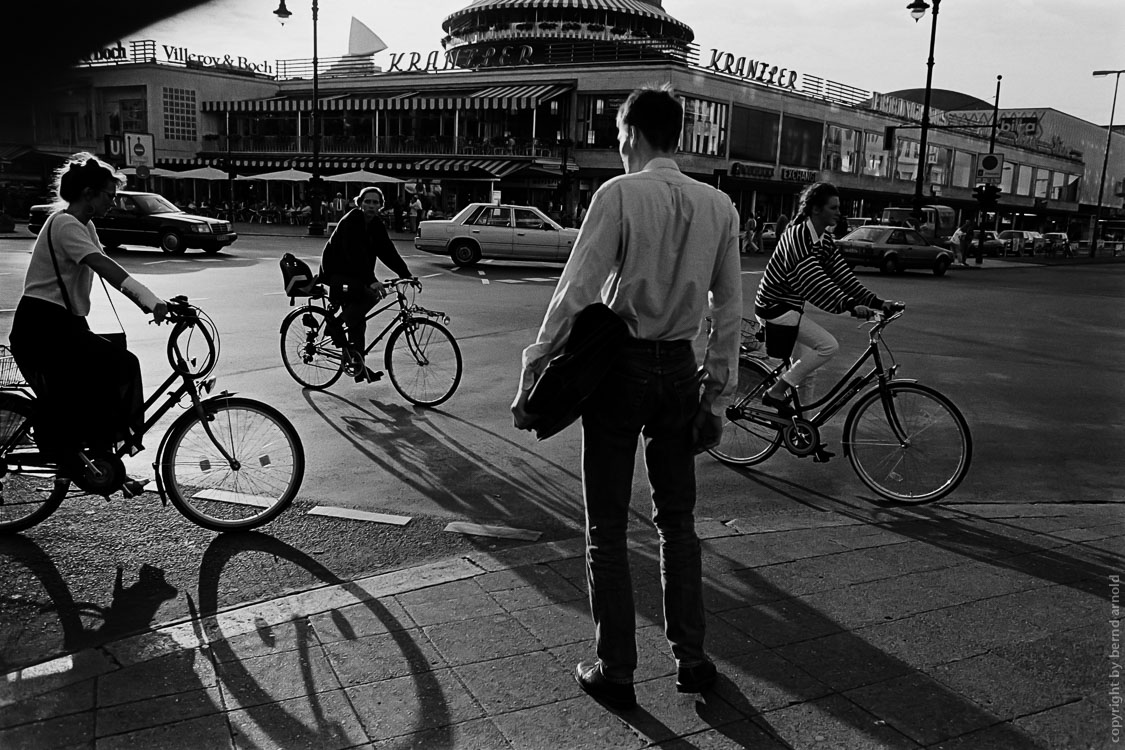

{"left": 709, "top": 307, "right": 972, "bottom": 504}
{"left": 279, "top": 277, "right": 463, "bottom": 407}
{"left": 0, "top": 297, "right": 305, "bottom": 533}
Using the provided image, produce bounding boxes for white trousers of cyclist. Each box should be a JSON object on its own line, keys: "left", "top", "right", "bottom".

{"left": 762, "top": 310, "right": 839, "bottom": 402}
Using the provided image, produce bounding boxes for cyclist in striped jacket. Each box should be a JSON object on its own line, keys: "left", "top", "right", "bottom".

{"left": 754, "top": 182, "right": 900, "bottom": 411}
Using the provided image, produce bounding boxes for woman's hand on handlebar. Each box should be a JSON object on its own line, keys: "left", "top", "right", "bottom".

{"left": 882, "top": 300, "right": 906, "bottom": 314}
{"left": 152, "top": 300, "right": 170, "bottom": 324}
{"left": 852, "top": 304, "right": 876, "bottom": 320}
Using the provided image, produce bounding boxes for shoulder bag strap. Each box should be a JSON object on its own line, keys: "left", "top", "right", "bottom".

{"left": 45, "top": 215, "right": 75, "bottom": 315}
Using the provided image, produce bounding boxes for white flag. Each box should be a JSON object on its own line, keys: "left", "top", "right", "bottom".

{"left": 348, "top": 17, "right": 387, "bottom": 56}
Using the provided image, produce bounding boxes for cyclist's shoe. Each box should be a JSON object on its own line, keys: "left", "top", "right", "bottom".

{"left": 356, "top": 367, "right": 384, "bottom": 384}
{"left": 761, "top": 392, "right": 794, "bottom": 416}
{"left": 121, "top": 477, "right": 149, "bottom": 498}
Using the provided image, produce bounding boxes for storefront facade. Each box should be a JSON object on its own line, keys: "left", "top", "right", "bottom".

{"left": 3, "top": 0, "right": 1120, "bottom": 237}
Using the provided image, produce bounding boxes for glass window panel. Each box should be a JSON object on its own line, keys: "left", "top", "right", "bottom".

{"left": 730, "top": 106, "right": 779, "bottom": 163}
{"left": 896, "top": 139, "right": 919, "bottom": 182}
{"left": 780, "top": 115, "right": 822, "bottom": 169}
{"left": 952, "top": 151, "right": 973, "bottom": 187}
{"left": 862, "top": 131, "right": 889, "bottom": 177}
{"left": 680, "top": 97, "right": 727, "bottom": 157}
{"left": 1015, "top": 164, "right": 1033, "bottom": 196}
{"left": 1034, "top": 168, "right": 1050, "bottom": 198}
{"left": 1001, "top": 162, "right": 1015, "bottom": 193}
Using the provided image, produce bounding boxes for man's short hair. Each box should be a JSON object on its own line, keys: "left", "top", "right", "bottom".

{"left": 797, "top": 182, "right": 840, "bottom": 217}
{"left": 616, "top": 84, "right": 683, "bottom": 152}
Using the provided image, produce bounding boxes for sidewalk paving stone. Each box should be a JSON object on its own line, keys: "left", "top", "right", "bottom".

{"left": 96, "top": 713, "right": 233, "bottom": 750}
{"left": 424, "top": 613, "right": 544, "bottom": 666}
{"left": 346, "top": 667, "right": 484, "bottom": 741}
{"left": 94, "top": 685, "right": 223, "bottom": 738}
{"left": 308, "top": 598, "right": 414, "bottom": 644}
{"left": 322, "top": 630, "right": 445, "bottom": 685}
{"left": 215, "top": 645, "right": 342, "bottom": 711}
{"left": 96, "top": 648, "right": 216, "bottom": 708}
{"left": 226, "top": 689, "right": 367, "bottom": 750}
{"left": 761, "top": 694, "right": 920, "bottom": 750}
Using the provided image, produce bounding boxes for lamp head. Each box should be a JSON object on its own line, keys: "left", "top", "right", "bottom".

{"left": 273, "top": 0, "right": 292, "bottom": 25}
{"left": 907, "top": 0, "right": 930, "bottom": 21}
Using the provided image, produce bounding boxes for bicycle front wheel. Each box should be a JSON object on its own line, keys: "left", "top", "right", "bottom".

{"left": 843, "top": 382, "right": 972, "bottom": 504}
{"left": 384, "top": 318, "right": 463, "bottom": 407}
{"left": 709, "top": 357, "right": 783, "bottom": 466}
{"left": 0, "top": 394, "right": 68, "bottom": 533}
{"left": 280, "top": 306, "right": 345, "bottom": 390}
{"left": 160, "top": 397, "right": 304, "bottom": 531}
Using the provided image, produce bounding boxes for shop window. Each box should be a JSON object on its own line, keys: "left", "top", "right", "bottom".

{"left": 1051, "top": 172, "right": 1079, "bottom": 202}
{"left": 579, "top": 95, "right": 625, "bottom": 148}
{"left": 862, "top": 131, "right": 889, "bottom": 178}
{"left": 1000, "top": 162, "right": 1015, "bottom": 193}
{"left": 730, "top": 106, "right": 778, "bottom": 163}
{"left": 1015, "top": 164, "right": 1033, "bottom": 196}
{"left": 680, "top": 97, "right": 727, "bottom": 157}
{"left": 162, "top": 87, "right": 197, "bottom": 141}
{"left": 928, "top": 146, "right": 952, "bottom": 186}
{"left": 952, "top": 150, "right": 973, "bottom": 187}
{"left": 825, "top": 125, "right": 859, "bottom": 174}
{"left": 120, "top": 98, "right": 147, "bottom": 133}
{"left": 1033, "top": 168, "right": 1050, "bottom": 198}
{"left": 779, "top": 115, "right": 822, "bottom": 169}
{"left": 895, "top": 139, "right": 919, "bottom": 181}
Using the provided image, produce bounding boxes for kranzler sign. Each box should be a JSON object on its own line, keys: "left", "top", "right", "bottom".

{"left": 706, "top": 49, "right": 798, "bottom": 91}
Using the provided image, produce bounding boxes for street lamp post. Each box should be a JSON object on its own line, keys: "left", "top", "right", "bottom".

{"left": 274, "top": 0, "right": 325, "bottom": 236}
{"left": 907, "top": 0, "right": 940, "bottom": 225}
{"left": 1091, "top": 69, "right": 1124, "bottom": 257}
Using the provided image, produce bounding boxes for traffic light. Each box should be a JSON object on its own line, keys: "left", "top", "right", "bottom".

{"left": 974, "top": 183, "right": 1001, "bottom": 211}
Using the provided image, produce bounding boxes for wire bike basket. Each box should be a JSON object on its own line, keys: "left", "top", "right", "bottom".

{"left": 0, "top": 345, "right": 26, "bottom": 388}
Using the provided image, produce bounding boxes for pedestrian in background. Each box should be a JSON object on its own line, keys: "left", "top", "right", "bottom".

{"left": 512, "top": 85, "right": 742, "bottom": 710}
{"left": 409, "top": 195, "right": 422, "bottom": 233}
{"left": 954, "top": 219, "right": 973, "bottom": 267}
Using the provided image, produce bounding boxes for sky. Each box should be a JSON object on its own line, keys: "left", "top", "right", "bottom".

{"left": 134, "top": 0, "right": 1123, "bottom": 126}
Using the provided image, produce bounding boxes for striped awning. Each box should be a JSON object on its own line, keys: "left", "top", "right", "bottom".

{"left": 445, "top": 0, "right": 687, "bottom": 25}
{"left": 413, "top": 158, "right": 525, "bottom": 178}
{"left": 204, "top": 85, "right": 572, "bottom": 114}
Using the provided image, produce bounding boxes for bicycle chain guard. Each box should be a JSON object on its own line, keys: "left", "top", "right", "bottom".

{"left": 72, "top": 452, "right": 126, "bottom": 497}
{"left": 782, "top": 419, "right": 821, "bottom": 457}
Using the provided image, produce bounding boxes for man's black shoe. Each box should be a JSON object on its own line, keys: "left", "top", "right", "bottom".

{"left": 676, "top": 660, "right": 717, "bottom": 693}
{"left": 574, "top": 660, "right": 636, "bottom": 710}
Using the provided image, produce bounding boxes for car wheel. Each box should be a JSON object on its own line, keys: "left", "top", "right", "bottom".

{"left": 933, "top": 257, "right": 950, "bottom": 276}
{"left": 160, "top": 231, "right": 186, "bottom": 254}
{"left": 450, "top": 241, "right": 481, "bottom": 267}
{"left": 880, "top": 255, "right": 899, "bottom": 274}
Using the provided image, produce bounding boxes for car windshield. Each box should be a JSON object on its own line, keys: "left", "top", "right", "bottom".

{"left": 130, "top": 194, "right": 180, "bottom": 214}
{"left": 844, "top": 226, "right": 883, "bottom": 241}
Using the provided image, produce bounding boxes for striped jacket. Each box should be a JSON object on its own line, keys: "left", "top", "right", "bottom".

{"left": 754, "top": 219, "right": 882, "bottom": 319}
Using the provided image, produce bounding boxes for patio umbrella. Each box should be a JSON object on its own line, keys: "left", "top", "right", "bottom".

{"left": 236, "top": 169, "right": 314, "bottom": 210}
{"left": 119, "top": 166, "right": 178, "bottom": 177}
{"left": 324, "top": 169, "right": 404, "bottom": 205}
{"left": 167, "top": 166, "right": 231, "bottom": 204}
{"left": 169, "top": 166, "right": 229, "bottom": 180}
{"left": 324, "top": 170, "right": 403, "bottom": 184}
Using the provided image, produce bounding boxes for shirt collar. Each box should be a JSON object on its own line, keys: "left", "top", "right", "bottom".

{"left": 804, "top": 218, "right": 824, "bottom": 245}
{"left": 641, "top": 157, "right": 682, "bottom": 173}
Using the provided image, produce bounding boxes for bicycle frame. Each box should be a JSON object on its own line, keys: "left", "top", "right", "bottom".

{"left": 735, "top": 312, "right": 910, "bottom": 439}
{"left": 308, "top": 280, "right": 451, "bottom": 359}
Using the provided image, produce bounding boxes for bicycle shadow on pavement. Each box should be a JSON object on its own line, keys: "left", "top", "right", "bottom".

{"left": 716, "top": 465, "right": 1119, "bottom": 600}
{"left": 197, "top": 532, "right": 456, "bottom": 748}
{"left": 0, "top": 534, "right": 178, "bottom": 673}
{"left": 301, "top": 388, "right": 583, "bottom": 534}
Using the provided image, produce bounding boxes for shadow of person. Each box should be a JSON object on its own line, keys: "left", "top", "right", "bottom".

{"left": 198, "top": 532, "right": 455, "bottom": 748}
{"left": 96, "top": 564, "right": 179, "bottom": 644}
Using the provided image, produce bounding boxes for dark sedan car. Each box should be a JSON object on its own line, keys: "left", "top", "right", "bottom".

{"left": 28, "top": 191, "right": 237, "bottom": 254}
{"left": 836, "top": 225, "right": 955, "bottom": 276}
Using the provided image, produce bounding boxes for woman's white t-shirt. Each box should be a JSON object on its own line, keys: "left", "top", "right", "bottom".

{"left": 23, "top": 212, "right": 105, "bottom": 316}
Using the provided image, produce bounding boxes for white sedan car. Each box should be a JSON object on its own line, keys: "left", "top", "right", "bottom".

{"left": 415, "top": 203, "right": 579, "bottom": 267}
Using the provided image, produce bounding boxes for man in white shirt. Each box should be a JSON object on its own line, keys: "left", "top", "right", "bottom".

{"left": 511, "top": 85, "right": 742, "bottom": 709}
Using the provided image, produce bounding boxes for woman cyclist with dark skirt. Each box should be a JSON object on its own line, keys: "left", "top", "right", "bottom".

{"left": 9, "top": 153, "right": 167, "bottom": 488}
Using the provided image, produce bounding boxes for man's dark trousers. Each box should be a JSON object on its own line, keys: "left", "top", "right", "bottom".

{"left": 580, "top": 338, "right": 707, "bottom": 684}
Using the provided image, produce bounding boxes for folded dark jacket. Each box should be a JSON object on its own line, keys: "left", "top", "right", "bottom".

{"left": 526, "top": 303, "right": 627, "bottom": 441}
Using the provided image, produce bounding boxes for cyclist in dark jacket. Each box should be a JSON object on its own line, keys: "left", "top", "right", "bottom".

{"left": 319, "top": 186, "right": 413, "bottom": 380}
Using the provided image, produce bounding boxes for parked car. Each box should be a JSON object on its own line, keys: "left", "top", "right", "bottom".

{"left": 28, "top": 191, "right": 238, "bottom": 254}
{"left": 997, "top": 229, "right": 1046, "bottom": 257}
{"left": 414, "top": 202, "right": 579, "bottom": 267}
{"left": 836, "top": 225, "right": 955, "bottom": 276}
{"left": 1042, "top": 232, "right": 1073, "bottom": 256}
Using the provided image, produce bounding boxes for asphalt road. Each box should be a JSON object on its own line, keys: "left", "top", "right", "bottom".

{"left": 2, "top": 229, "right": 1122, "bottom": 667}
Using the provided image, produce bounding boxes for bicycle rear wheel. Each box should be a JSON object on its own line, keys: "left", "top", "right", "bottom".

{"left": 0, "top": 394, "right": 68, "bottom": 533}
{"left": 160, "top": 397, "right": 304, "bottom": 531}
{"left": 384, "top": 318, "right": 463, "bottom": 407}
{"left": 279, "top": 306, "right": 345, "bottom": 390}
{"left": 843, "top": 382, "right": 972, "bottom": 504}
{"left": 708, "top": 357, "right": 783, "bottom": 466}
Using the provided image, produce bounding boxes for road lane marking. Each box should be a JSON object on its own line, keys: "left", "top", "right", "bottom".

{"left": 308, "top": 506, "right": 412, "bottom": 526}
{"left": 478, "top": 270, "right": 489, "bottom": 285}
{"left": 419, "top": 272, "right": 442, "bottom": 279}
